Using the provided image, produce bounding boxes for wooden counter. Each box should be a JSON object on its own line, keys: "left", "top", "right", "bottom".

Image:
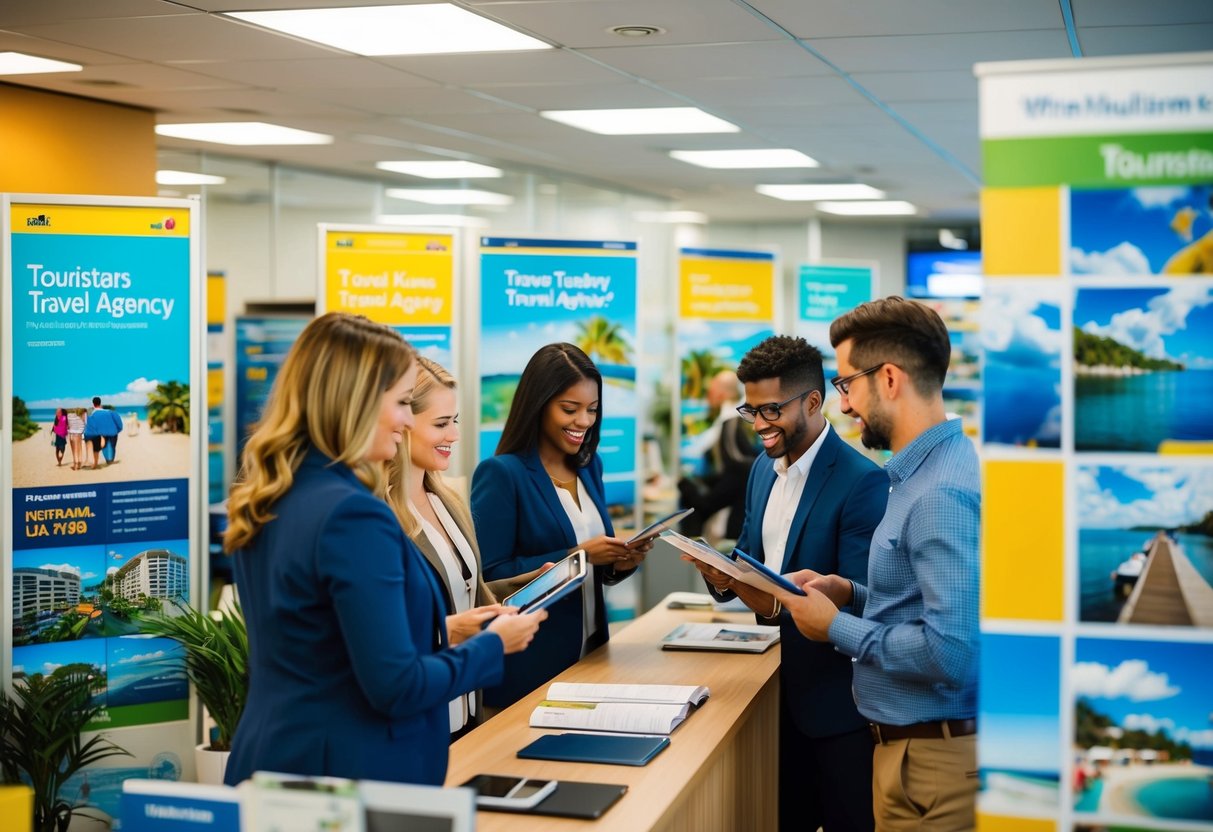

{"left": 446, "top": 598, "right": 781, "bottom": 831}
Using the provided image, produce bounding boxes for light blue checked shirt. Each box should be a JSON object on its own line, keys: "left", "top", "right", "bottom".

{"left": 828, "top": 418, "right": 980, "bottom": 725}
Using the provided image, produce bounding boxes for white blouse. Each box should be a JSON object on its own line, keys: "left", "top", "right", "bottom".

{"left": 552, "top": 477, "right": 606, "bottom": 657}
{"left": 411, "top": 493, "right": 479, "bottom": 732}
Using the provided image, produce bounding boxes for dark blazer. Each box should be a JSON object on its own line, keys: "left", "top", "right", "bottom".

{"left": 225, "top": 449, "right": 504, "bottom": 787}
{"left": 719, "top": 427, "right": 887, "bottom": 738}
{"left": 471, "top": 449, "right": 630, "bottom": 706}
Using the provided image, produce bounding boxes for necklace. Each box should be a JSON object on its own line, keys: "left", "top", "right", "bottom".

{"left": 549, "top": 473, "right": 577, "bottom": 487}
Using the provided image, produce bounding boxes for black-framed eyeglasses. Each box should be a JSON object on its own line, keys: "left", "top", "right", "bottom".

{"left": 736, "top": 390, "right": 810, "bottom": 424}
{"left": 830, "top": 363, "right": 885, "bottom": 396}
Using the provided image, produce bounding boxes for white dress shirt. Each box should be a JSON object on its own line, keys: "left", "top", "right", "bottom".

{"left": 553, "top": 478, "right": 606, "bottom": 657}
{"left": 760, "top": 422, "right": 831, "bottom": 571}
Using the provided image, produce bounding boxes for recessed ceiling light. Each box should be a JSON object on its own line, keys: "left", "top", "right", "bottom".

{"left": 0, "top": 51, "right": 81, "bottom": 75}
{"left": 608, "top": 25, "right": 665, "bottom": 38}
{"left": 376, "top": 161, "right": 502, "bottom": 179}
{"left": 225, "top": 4, "right": 549, "bottom": 56}
{"left": 386, "top": 188, "right": 514, "bottom": 206}
{"left": 156, "top": 170, "right": 227, "bottom": 186}
{"left": 633, "top": 210, "right": 708, "bottom": 224}
{"left": 756, "top": 184, "right": 884, "bottom": 201}
{"left": 816, "top": 200, "right": 918, "bottom": 216}
{"left": 155, "top": 122, "right": 333, "bottom": 146}
{"left": 540, "top": 107, "right": 738, "bottom": 135}
{"left": 671, "top": 149, "right": 818, "bottom": 169}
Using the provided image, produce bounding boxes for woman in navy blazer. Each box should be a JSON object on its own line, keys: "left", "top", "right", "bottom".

{"left": 471, "top": 343, "right": 652, "bottom": 706}
{"left": 223, "top": 313, "right": 544, "bottom": 786}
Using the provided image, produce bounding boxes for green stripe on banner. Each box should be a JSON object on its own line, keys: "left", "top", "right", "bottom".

{"left": 983, "top": 132, "right": 1213, "bottom": 187}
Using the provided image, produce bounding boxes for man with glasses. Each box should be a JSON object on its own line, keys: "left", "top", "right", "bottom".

{"left": 685, "top": 335, "right": 887, "bottom": 832}
{"left": 775, "top": 297, "right": 981, "bottom": 831}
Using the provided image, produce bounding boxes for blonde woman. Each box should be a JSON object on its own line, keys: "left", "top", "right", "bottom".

{"left": 385, "top": 356, "right": 549, "bottom": 738}
{"left": 223, "top": 313, "right": 545, "bottom": 787}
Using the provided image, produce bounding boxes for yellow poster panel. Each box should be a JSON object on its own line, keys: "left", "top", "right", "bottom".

{"left": 323, "top": 230, "right": 454, "bottom": 326}
{"left": 206, "top": 273, "right": 226, "bottom": 327}
{"left": 678, "top": 255, "right": 774, "bottom": 322}
{"left": 981, "top": 188, "right": 1060, "bottom": 277}
{"left": 983, "top": 460, "right": 1064, "bottom": 622}
{"left": 978, "top": 814, "right": 1055, "bottom": 832}
{"left": 10, "top": 203, "right": 190, "bottom": 237}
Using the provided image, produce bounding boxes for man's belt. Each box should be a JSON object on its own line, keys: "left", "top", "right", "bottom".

{"left": 868, "top": 718, "right": 977, "bottom": 745}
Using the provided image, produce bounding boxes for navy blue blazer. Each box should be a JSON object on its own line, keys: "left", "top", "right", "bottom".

{"left": 724, "top": 427, "right": 887, "bottom": 738}
{"left": 471, "top": 449, "right": 630, "bottom": 706}
{"left": 225, "top": 449, "right": 504, "bottom": 786}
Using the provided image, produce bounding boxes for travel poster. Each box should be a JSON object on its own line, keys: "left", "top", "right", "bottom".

{"left": 234, "top": 315, "right": 310, "bottom": 459}
{"left": 676, "top": 248, "right": 774, "bottom": 474}
{"left": 478, "top": 237, "right": 638, "bottom": 511}
{"left": 1071, "top": 184, "right": 1213, "bottom": 275}
{"left": 5, "top": 197, "right": 197, "bottom": 728}
{"left": 320, "top": 226, "right": 455, "bottom": 369}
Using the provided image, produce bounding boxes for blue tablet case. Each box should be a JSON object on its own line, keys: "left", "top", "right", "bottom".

{"left": 517, "top": 733, "right": 670, "bottom": 767}
{"left": 732, "top": 549, "right": 807, "bottom": 596}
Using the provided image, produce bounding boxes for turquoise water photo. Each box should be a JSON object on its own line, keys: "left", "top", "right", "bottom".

{"left": 1080, "top": 529, "right": 1213, "bottom": 622}
{"left": 1076, "top": 368, "right": 1213, "bottom": 451}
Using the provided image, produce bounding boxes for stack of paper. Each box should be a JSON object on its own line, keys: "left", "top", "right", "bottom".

{"left": 529, "top": 683, "right": 709, "bottom": 735}
{"left": 661, "top": 622, "right": 780, "bottom": 653}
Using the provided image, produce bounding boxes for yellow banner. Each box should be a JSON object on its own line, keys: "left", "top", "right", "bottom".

{"left": 679, "top": 255, "right": 774, "bottom": 321}
{"left": 206, "top": 273, "right": 225, "bottom": 326}
{"left": 10, "top": 203, "right": 191, "bottom": 237}
{"left": 207, "top": 365, "right": 224, "bottom": 409}
{"left": 324, "top": 230, "right": 454, "bottom": 326}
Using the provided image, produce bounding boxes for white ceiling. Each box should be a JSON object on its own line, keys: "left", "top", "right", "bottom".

{"left": 3, "top": 0, "right": 1211, "bottom": 223}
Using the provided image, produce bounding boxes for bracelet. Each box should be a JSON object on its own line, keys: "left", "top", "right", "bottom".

{"left": 768, "top": 597, "right": 782, "bottom": 618}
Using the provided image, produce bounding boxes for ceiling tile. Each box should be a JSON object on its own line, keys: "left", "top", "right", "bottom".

{"left": 849, "top": 69, "right": 978, "bottom": 102}
{"left": 661, "top": 74, "right": 858, "bottom": 107}
{"left": 174, "top": 57, "right": 435, "bottom": 90}
{"left": 0, "top": 0, "right": 192, "bottom": 27}
{"left": 472, "top": 82, "right": 684, "bottom": 110}
{"left": 747, "top": 0, "right": 1064, "bottom": 37}
{"left": 301, "top": 86, "right": 523, "bottom": 117}
{"left": 0, "top": 30, "right": 130, "bottom": 65}
{"left": 806, "top": 29, "right": 1072, "bottom": 72}
{"left": 1071, "top": 0, "right": 1213, "bottom": 27}
{"left": 377, "top": 50, "right": 628, "bottom": 86}
{"left": 579, "top": 41, "right": 829, "bottom": 81}
{"left": 1078, "top": 24, "right": 1213, "bottom": 57}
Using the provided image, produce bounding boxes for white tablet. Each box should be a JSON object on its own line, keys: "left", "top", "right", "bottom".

{"left": 502, "top": 549, "right": 587, "bottom": 613}
{"left": 625, "top": 507, "right": 694, "bottom": 545}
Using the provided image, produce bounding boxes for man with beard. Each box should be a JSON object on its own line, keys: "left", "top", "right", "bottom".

{"left": 775, "top": 297, "right": 981, "bottom": 832}
{"left": 685, "top": 335, "right": 887, "bottom": 831}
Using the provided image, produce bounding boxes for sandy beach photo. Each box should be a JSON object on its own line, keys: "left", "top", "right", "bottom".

{"left": 11, "top": 420, "right": 191, "bottom": 488}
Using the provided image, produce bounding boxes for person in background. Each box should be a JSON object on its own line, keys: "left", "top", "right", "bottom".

{"left": 686, "top": 335, "right": 886, "bottom": 832}
{"left": 677, "top": 369, "right": 757, "bottom": 541}
{"left": 774, "top": 297, "right": 981, "bottom": 831}
{"left": 100, "top": 404, "right": 124, "bottom": 464}
{"left": 83, "top": 397, "right": 108, "bottom": 469}
{"left": 223, "top": 312, "right": 545, "bottom": 787}
{"left": 471, "top": 343, "right": 653, "bottom": 707}
{"left": 384, "top": 355, "right": 551, "bottom": 739}
{"left": 66, "top": 408, "right": 86, "bottom": 471}
{"left": 52, "top": 407, "right": 69, "bottom": 467}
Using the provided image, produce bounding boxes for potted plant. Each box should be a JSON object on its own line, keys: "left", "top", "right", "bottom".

{"left": 143, "top": 602, "right": 248, "bottom": 784}
{"left": 0, "top": 669, "right": 130, "bottom": 832}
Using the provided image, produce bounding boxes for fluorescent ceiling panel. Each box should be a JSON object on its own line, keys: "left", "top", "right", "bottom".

{"left": 386, "top": 188, "right": 513, "bottom": 206}
{"left": 155, "top": 122, "right": 333, "bottom": 146}
{"left": 670, "top": 149, "right": 818, "bottom": 169}
{"left": 156, "top": 170, "right": 227, "bottom": 185}
{"left": 376, "top": 161, "right": 502, "bottom": 179}
{"left": 540, "top": 107, "right": 738, "bottom": 135}
{"left": 756, "top": 183, "right": 885, "bottom": 201}
{"left": 225, "top": 4, "right": 549, "bottom": 57}
{"left": 816, "top": 200, "right": 918, "bottom": 216}
{"left": 0, "top": 51, "right": 81, "bottom": 75}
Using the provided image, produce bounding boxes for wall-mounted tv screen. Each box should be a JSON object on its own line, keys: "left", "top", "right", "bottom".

{"left": 906, "top": 250, "right": 982, "bottom": 298}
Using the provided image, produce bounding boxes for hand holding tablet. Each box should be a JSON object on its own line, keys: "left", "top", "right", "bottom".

{"left": 502, "top": 549, "right": 588, "bottom": 613}
{"left": 625, "top": 508, "right": 694, "bottom": 546}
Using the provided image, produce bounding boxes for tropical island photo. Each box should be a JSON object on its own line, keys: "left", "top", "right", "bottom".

{"left": 1074, "top": 286, "right": 1213, "bottom": 452}
{"left": 981, "top": 285, "right": 1062, "bottom": 448}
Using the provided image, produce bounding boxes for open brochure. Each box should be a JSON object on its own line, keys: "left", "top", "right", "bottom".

{"left": 661, "top": 622, "right": 780, "bottom": 653}
{"left": 529, "top": 682, "right": 709, "bottom": 735}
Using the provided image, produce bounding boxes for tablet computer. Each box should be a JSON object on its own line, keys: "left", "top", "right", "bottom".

{"left": 731, "top": 549, "right": 807, "bottom": 596}
{"left": 625, "top": 507, "right": 694, "bottom": 545}
{"left": 502, "top": 549, "right": 587, "bottom": 613}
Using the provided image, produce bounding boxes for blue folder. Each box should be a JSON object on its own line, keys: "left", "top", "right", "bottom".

{"left": 732, "top": 548, "right": 806, "bottom": 596}
{"left": 517, "top": 733, "right": 670, "bottom": 766}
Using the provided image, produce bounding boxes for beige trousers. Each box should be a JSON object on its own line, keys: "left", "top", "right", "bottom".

{"left": 871, "top": 733, "right": 978, "bottom": 831}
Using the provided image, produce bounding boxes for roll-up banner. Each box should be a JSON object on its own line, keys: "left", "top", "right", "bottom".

{"left": 676, "top": 247, "right": 776, "bottom": 474}
{"left": 796, "top": 262, "right": 877, "bottom": 454}
{"left": 318, "top": 225, "right": 457, "bottom": 369}
{"left": 477, "top": 236, "right": 639, "bottom": 516}
{"left": 975, "top": 53, "right": 1213, "bottom": 832}
{"left": 2, "top": 194, "right": 204, "bottom": 815}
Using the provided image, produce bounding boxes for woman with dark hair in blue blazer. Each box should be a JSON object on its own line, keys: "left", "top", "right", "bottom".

{"left": 471, "top": 343, "right": 653, "bottom": 707}
{"left": 223, "top": 313, "right": 545, "bottom": 787}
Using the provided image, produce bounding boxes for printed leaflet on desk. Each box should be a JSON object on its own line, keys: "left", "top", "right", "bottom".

{"left": 529, "top": 683, "right": 709, "bottom": 735}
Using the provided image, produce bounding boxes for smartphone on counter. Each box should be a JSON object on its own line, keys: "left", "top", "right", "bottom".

{"left": 460, "top": 774, "right": 557, "bottom": 810}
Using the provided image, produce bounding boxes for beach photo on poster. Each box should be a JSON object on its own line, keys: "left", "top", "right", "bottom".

{"left": 981, "top": 284, "right": 1062, "bottom": 449}
{"left": 1073, "top": 285, "right": 1213, "bottom": 452}
{"left": 1072, "top": 638, "right": 1213, "bottom": 823}
{"left": 1070, "top": 184, "right": 1213, "bottom": 275}
{"left": 979, "top": 632, "right": 1061, "bottom": 816}
{"left": 1077, "top": 464, "right": 1213, "bottom": 627}
{"left": 12, "top": 638, "right": 108, "bottom": 707}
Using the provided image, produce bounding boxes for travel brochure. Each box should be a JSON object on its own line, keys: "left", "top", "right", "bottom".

{"left": 661, "top": 622, "right": 780, "bottom": 654}
{"left": 529, "top": 682, "right": 709, "bottom": 736}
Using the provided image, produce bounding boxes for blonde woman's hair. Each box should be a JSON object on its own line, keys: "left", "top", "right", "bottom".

{"left": 384, "top": 356, "right": 475, "bottom": 542}
{"left": 226, "top": 313, "right": 414, "bottom": 552}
